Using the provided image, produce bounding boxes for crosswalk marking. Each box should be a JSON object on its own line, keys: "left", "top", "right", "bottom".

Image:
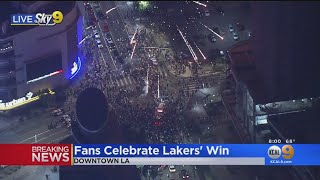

{"left": 161, "top": 68, "right": 168, "bottom": 76}
{"left": 127, "top": 76, "right": 133, "bottom": 84}
{"left": 115, "top": 79, "right": 121, "bottom": 87}
{"left": 162, "top": 66, "right": 168, "bottom": 76}
{"left": 123, "top": 76, "right": 128, "bottom": 84}
{"left": 107, "top": 75, "right": 136, "bottom": 87}
{"left": 158, "top": 66, "right": 168, "bottom": 77}
{"left": 183, "top": 81, "right": 203, "bottom": 94}
{"left": 164, "top": 70, "right": 168, "bottom": 77}
{"left": 109, "top": 75, "right": 114, "bottom": 86}
{"left": 119, "top": 78, "right": 124, "bottom": 86}
{"left": 182, "top": 79, "right": 222, "bottom": 95}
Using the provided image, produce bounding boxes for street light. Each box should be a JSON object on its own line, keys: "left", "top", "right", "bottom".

{"left": 146, "top": 66, "right": 149, "bottom": 94}
{"left": 157, "top": 74, "right": 160, "bottom": 99}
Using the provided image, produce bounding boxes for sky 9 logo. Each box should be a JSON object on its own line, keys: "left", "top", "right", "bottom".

{"left": 52, "top": 11, "right": 63, "bottom": 24}
{"left": 268, "top": 145, "right": 294, "bottom": 160}
{"left": 34, "top": 11, "right": 63, "bottom": 25}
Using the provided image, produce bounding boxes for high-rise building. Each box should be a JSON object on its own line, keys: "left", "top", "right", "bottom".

{"left": 251, "top": 2, "right": 320, "bottom": 102}
{"left": 223, "top": 1, "right": 320, "bottom": 144}
{"left": 222, "top": 2, "right": 320, "bottom": 179}
{"left": 0, "top": 2, "right": 81, "bottom": 103}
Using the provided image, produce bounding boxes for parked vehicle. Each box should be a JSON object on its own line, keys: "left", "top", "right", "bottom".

{"left": 180, "top": 169, "right": 189, "bottom": 179}
{"left": 52, "top": 109, "right": 63, "bottom": 116}
{"left": 204, "top": 10, "right": 210, "bottom": 16}
{"left": 209, "top": 34, "right": 217, "bottom": 43}
{"left": 233, "top": 32, "right": 239, "bottom": 40}
{"left": 229, "top": 24, "right": 234, "bottom": 32}
{"left": 169, "top": 165, "right": 176, "bottom": 173}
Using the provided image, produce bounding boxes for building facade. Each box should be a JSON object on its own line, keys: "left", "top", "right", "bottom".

{"left": 223, "top": 39, "right": 319, "bottom": 180}
{"left": 0, "top": 2, "right": 82, "bottom": 103}
{"left": 223, "top": 40, "right": 317, "bottom": 144}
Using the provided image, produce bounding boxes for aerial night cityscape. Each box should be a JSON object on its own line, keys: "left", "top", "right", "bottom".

{"left": 0, "top": 1, "right": 320, "bottom": 180}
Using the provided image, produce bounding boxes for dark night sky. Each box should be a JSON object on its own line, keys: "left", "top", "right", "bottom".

{"left": 252, "top": 2, "right": 320, "bottom": 102}
{"left": 0, "top": 2, "right": 17, "bottom": 23}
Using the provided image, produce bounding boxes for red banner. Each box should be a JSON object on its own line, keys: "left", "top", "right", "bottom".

{"left": 0, "top": 144, "right": 72, "bottom": 165}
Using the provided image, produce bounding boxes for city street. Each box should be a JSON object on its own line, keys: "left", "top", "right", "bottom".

{"left": 101, "top": 1, "right": 130, "bottom": 56}
{"left": 0, "top": 1, "right": 257, "bottom": 180}
{"left": 109, "top": 2, "right": 257, "bottom": 180}
{"left": 0, "top": 107, "right": 71, "bottom": 180}
{"left": 0, "top": 112, "right": 70, "bottom": 144}
{"left": 75, "top": 1, "right": 254, "bottom": 180}
{"left": 0, "top": 1, "right": 248, "bottom": 179}
{"left": 0, "top": 1, "right": 318, "bottom": 180}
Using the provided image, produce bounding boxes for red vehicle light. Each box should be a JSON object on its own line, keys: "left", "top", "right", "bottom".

{"left": 154, "top": 121, "right": 161, "bottom": 126}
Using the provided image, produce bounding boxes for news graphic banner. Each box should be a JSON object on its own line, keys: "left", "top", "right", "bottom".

{"left": 0, "top": 144, "right": 72, "bottom": 166}
{"left": 0, "top": 144, "right": 320, "bottom": 166}
{"left": 10, "top": 11, "right": 63, "bottom": 26}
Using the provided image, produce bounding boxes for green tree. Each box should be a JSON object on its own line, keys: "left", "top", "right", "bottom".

{"left": 138, "top": 1, "right": 151, "bottom": 11}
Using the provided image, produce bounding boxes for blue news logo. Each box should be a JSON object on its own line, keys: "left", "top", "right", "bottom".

{"left": 11, "top": 11, "right": 63, "bottom": 26}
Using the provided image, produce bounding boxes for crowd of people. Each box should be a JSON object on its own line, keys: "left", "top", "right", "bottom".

{"left": 62, "top": 19, "right": 222, "bottom": 148}
{"left": 55, "top": 7, "right": 222, "bottom": 179}
{"left": 62, "top": 23, "right": 197, "bottom": 146}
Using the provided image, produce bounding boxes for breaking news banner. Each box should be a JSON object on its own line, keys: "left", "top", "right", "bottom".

{"left": 0, "top": 144, "right": 72, "bottom": 166}
{"left": 0, "top": 144, "right": 320, "bottom": 166}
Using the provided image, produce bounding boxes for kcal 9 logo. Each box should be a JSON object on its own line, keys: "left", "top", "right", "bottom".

{"left": 268, "top": 145, "right": 294, "bottom": 160}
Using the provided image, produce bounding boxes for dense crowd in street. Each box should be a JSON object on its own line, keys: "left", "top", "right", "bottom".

{"left": 59, "top": 7, "right": 225, "bottom": 149}
{"left": 59, "top": 6, "right": 226, "bottom": 177}
{"left": 62, "top": 23, "right": 198, "bottom": 146}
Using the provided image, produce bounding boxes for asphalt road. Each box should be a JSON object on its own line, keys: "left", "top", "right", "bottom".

{"left": 100, "top": 1, "right": 131, "bottom": 59}
{"left": 196, "top": 1, "right": 251, "bottom": 52}
{"left": 78, "top": 2, "right": 117, "bottom": 71}
{"left": 112, "top": 2, "right": 257, "bottom": 179}
{"left": 0, "top": 111, "right": 70, "bottom": 144}
{"left": 144, "top": 1, "right": 251, "bottom": 57}
{"left": 0, "top": 109, "right": 70, "bottom": 180}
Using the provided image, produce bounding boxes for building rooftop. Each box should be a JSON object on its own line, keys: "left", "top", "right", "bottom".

{"left": 0, "top": 1, "right": 76, "bottom": 39}
{"left": 228, "top": 40, "right": 255, "bottom": 68}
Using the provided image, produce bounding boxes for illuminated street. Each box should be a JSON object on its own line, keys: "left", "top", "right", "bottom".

{"left": 0, "top": 1, "right": 320, "bottom": 180}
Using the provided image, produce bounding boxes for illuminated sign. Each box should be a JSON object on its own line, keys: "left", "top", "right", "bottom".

{"left": 255, "top": 115, "right": 268, "bottom": 125}
{"left": 69, "top": 57, "right": 82, "bottom": 79}
{"left": 0, "top": 90, "right": 55, "bottom": 111}
{"left": 0, "top": 92, "right": 37, "bottom": 110}
{"left": 27, "top": 70, "right": 63, "bottom": 84}
{"left": 71, "top": 62, "right": 78, "bottom": 75}
{"left": 10, "top": 11, "right": 63, "bottom": 26}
